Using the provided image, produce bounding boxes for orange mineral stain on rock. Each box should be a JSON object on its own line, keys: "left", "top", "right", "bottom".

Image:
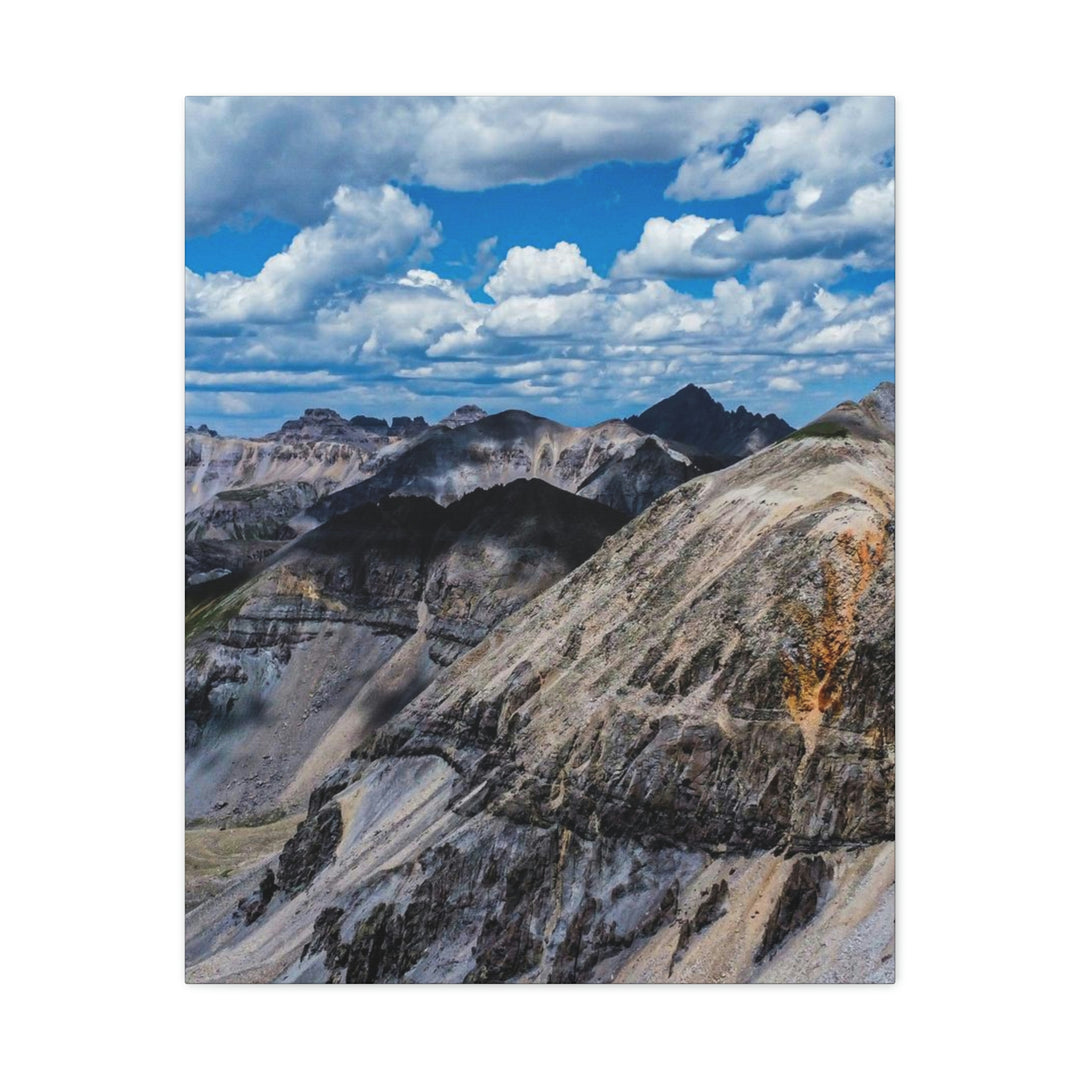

{"left": 782, "top": 525, "right": 888, "bottom": 753}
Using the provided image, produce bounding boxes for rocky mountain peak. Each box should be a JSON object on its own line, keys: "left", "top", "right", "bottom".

{"left": 861, "top": 382, "right": 895, "bottom": 433}
{"left": 626, "top": 384, "right": 794, "bottom": 463}
{"left": 438, "top": 404, "right": 488, "bottom": 429}
{"left": 668, "top": 383, "right": 717, "bottom": 408}
{"left": 348, "top": 414, "right": 390, "bottom": 434}
{"left": 790, "top": 381, "right": 896, "bottom": 443}
{"left": 389, "top": 416, "right": 428, "bottom": 438}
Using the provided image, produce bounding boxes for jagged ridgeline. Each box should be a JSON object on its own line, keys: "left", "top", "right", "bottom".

{"left": 185, "top": 383, "right": 894, "bottom": 983}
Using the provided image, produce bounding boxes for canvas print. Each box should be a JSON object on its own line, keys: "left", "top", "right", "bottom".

{"left": 185, "top": 96, "right": 895, "bottom": 983}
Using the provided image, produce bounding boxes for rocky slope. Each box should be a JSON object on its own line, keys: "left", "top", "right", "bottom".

{"left": 186, "top": 480, "right": 318, "bottom": 543}
{"left": 186, "top": 384, "right": 895, "bottom": 983}
{"left": 626, "top": 384, "right": 794, "bottom": 462}
{"left": 185, "top": 480, "right": 628, "bottom": 827}
{"left": 303, "top": 411, "right": 709, "bottom": 525}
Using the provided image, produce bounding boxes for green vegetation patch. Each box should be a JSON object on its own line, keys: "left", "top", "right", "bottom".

{"left": 185, "top": 812, "right": 304, "bottom": 911}
{"left": 786, "top": 421, "right": 851, "bottom": 441}
{"left": 185, "top": 578, "right": 251, "bottom": 641}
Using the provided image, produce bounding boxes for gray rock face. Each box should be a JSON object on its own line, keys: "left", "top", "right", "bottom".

{"left": 186, "top": 395, "right": 894, "bottom": 984}
{"left": 437, "top": 405, "right": 488, "bottom": 429}
{"left": 389, "top": 416, "right": 428, "bottom": 438}
{"left": 754, "top": 855, "right": 831, "bottom": 963}
{"left": 861, "top": 381, "right": 895, "bottom": 431}
{"left": 185, "top": 481, "right": 318, "bottom": 544}
{"left": 788, "top": 381, "right": 895, "bottom": 443}
{"left": 185, "top": 431, "right": 380, "bottom": 517}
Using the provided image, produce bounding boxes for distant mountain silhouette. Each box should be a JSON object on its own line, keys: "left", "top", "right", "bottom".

{"left": 626, "top": 384, "right": 793, "bottom": 462}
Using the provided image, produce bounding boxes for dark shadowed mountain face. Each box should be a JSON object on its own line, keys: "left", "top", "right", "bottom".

{"left": 296, "top": 479, "right": 629, "bottom": 645}
{"left": 626, "top": 384, "right": 794, "bottom": 462}
{"left": 576, "top": 436, "right": 699, "bottom": 517}
{"left": 185, "top": 479, "right": 628, "bottom": 826}
{"left": 184, "top": 391, "right": 757, "bottom": 584}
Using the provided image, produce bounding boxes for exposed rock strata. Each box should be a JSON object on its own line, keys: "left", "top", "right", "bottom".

{"left": 185, "top": 429, "right": 381, "bottom": 515}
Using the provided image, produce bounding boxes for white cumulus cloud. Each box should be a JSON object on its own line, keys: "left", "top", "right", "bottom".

{"left": 611, "top": 216, "right": 737, "bottom": 279}
{"left": 484, "top": 242, "right": 601, "bottom": 302}
{"left": 613, "top": 178, "right": 893, "bottom": 284}
{"left": 668, "top": 97, "right": 894, "bottom": 208}
{"left": 185, "top": 185, "right": 439, "bottom": 323}
{"left": 767, "top": 376, "right": 803, "bottom": 392}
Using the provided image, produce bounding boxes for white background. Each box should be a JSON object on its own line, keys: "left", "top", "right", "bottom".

{"left": 3, "top": 2, "right": 1075, "bottom": 1076}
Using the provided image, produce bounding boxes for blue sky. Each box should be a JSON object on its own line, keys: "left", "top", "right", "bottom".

{"left": 186, "top": 162, "right": 784, "bottom": 300}
{"left": 185, "top": 97, "right": 894, "bottom": 433}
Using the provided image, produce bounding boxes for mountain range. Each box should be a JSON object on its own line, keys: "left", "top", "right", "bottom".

{"left": 185, "top": 382, "right": 895, "bottom": 982}
{"left": 185, "top": 386, "right": 788, "bottom": 585}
